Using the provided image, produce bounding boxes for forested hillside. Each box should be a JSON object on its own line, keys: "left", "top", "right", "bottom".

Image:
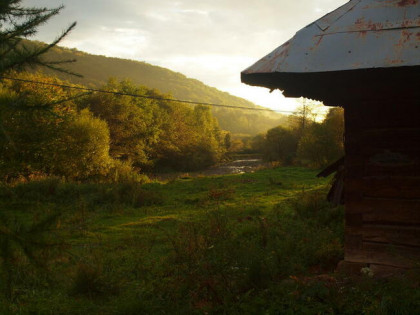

{"left": 0, "top": 73, "right": 230, "bottom": 180}
{"left": 28, "top": 41, "right": 287, "bottom": 135}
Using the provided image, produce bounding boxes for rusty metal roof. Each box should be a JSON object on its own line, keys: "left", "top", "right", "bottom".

{"left": 241, "top": 0, "right": 420, "bottom": 105}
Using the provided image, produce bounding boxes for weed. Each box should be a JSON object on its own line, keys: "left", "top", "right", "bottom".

{"left": 70, "top": 263, "right": 106, "bottom": 298}
{"left": 268, "top": 176, "right": 282, "bottom": 186}
{"left": 0, "top": 211, "right": 65, "bottom": 300}
{"left": 14, "top": 177, "right": 62, "bottom": 201}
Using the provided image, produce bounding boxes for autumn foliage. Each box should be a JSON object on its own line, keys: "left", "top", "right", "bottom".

{"left": 0, "top": 74, "right": 227, "bottom": 181}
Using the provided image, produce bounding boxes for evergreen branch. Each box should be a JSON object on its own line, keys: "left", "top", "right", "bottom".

{"left": 38, "top": 61, "right": 83, "bottom": 78}
{"left": 10, "top": 7, "right": 60, "bottom": 17}
{"left": 42, "top": 58, "right": 78, "bottom": 65}
{"left": 33, "top": 21, "right": 77, "bottom": 56}
{"left": 0, "top": 37, "right": 21, "bottom": 59}
{"left": 4, "top": 6, "right": 62, "bottom": 39}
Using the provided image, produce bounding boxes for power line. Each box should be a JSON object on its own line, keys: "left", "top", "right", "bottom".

{"left": 0, "top": 76, "right": 295, "bottom": 114}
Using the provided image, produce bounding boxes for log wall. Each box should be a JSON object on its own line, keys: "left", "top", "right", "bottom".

{"left": 344, "top": 100, "right": 420, "bottom": 270}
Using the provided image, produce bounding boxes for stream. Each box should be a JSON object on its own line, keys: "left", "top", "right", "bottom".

{"left": 148, "top": 157, "right": 268, "bottom": 181}
{"left": 198, "top": 158, "right": 266, "bottom": 176}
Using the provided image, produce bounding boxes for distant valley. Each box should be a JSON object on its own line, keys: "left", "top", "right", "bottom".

{"left": 32, "top": 42, "right": 287, "bottom": 135}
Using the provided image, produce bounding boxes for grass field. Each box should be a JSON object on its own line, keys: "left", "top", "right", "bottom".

{"left": 0, "top": 167, "right": 419, "bottom": 314}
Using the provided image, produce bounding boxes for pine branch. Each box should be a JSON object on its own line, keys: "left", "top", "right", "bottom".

{"left": 0, "top": 1, "right": 77, "bottom": 76}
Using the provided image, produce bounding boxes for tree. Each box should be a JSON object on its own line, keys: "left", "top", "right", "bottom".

{"left": 263, "top": 126, "right": 299, "bottom": 165}
{"left": 188, "top": 105, "right": 225, "bottom": 169}
{"left": 323, "top": 107, "right": 344, "bottom": 153}
{"left": 250, "top": 133, "right": 265, "bottom": 153}
{"left": 0, "top": 1, "right": 81, "bottom": 178}
{"left": 289, "top": 98, "right": 323, "bottom": 137}
{"left": 151, "top": 103, "right": 226, "bottom": 171}
{"left": 52, "top": 109, "right": 113, "bottom": 180}
{"left": 0, "top": 73, "right": 113, "bottom": 181}
{"left": 84, "top": 79, "right": 160, "bottom": 168}
{"left": 0, "top": 0, "right": 76, "bottom": 75}
{"left": 296, "top": 107, "right": 344, "bottom": 168}
{"left": 0, "top": 2, "right": 77, "bottom": 300}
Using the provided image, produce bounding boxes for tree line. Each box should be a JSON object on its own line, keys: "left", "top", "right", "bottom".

{"left": 27, "top": 41, "right": 288, "bottom": 136}
{"left": 0, "top": 73, "right": 228, "bottom": 181}
{"left": 249, "top": 102, "right": 344, "bottom": 168}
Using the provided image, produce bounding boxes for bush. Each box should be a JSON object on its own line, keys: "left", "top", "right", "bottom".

{"left": 0, "top": 79, "right": 115, "bottom": 181}
{"left": 263, "top": 126, "right": 299, "bottom": 164}
{"left": 49, "top": 109, "right": 113, "bottom": 180}
{"left": 107, "top": 160, "right": 149, "bottom": 183}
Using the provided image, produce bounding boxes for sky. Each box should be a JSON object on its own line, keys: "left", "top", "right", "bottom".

{"left": 23, "top": 0, "right": 348, "bottom": 113}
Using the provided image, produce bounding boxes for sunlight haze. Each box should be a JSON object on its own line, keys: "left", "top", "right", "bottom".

{"left": 23, "top": 0, "right": 348, "bottom": 112}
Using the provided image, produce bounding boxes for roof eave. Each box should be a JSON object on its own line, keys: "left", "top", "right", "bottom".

{"left": 241, "top": 66, "right": 420, "bottom": 106}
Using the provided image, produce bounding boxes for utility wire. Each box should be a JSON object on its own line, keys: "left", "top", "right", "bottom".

{"left": 0, "top": 76, "right": 295, "bottom": 114}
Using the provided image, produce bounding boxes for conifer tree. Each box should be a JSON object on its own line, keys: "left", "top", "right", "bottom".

{"left": 0, "top": 1, "right": 77, "bottom": 300}
{"left": 0, "top": 0, "right": 76, "bottom": 75}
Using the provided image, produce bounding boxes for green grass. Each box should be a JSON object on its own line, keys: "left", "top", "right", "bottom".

{"left": 0, "top": 167, "right": 419, "bottom": 314}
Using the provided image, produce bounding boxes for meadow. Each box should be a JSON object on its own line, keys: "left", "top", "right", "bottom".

{"left": 0, "top": 167, "right": 418, "bottom": 314}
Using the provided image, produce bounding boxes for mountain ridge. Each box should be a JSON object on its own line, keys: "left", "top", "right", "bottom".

{"left": 31, "top": 41, "right": 287, "bottom": 135}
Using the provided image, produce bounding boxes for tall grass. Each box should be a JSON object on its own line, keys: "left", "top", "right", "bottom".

{"left": 0, "top": 168, "right": 418, "bottom": 314}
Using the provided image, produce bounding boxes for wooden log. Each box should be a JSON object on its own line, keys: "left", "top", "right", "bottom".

{"left": 364, "top": 163, "right": 420, "bottom": 177}
{"left": 345, "top": 101, "right": 420, "bottom": 130}
{"left": 345, "top": 212, "right": 363, "bottom": 227}
{"left": 346, "top": 177, "right": 420, "bottom": 200}
{"left": 345, "top": 154, "right": 420, "bottom": 178}
{"left": 348, "top": 128, "right": 420, "bottom": 146}
{"left": 347, "top": 225, "right": 420, "bottom": 247}
{"left": 345, "top": 241, "right": 420, "bottom": 268}
{"left": 345, "top": 145, "right": 420, "bottom": 158}
{"left": 345, "top": 200, "right": 420, "bottom": 238}
{"left": 345, "top": 144, "right": 420, "bottom": 158}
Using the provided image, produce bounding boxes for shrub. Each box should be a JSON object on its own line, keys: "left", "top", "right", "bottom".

{"left": 50, "top": 109, "right": 113, "bottom": 180}
{"left": 107, "top": 160, "right": 149, "bottom": 184}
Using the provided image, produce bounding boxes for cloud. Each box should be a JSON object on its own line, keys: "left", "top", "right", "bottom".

{"left": 22, "top": 0, "right": 347, "bottom": 110}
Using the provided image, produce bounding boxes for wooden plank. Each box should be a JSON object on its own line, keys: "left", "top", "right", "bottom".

{"left": 348, "top": 128, "right": 420, "bottom": 144}
{"left": 345, "top": 154, "right": 420, "bottom": 178}
{"left": 345, "top": 241, "right": 420, "bottom": 268}
{"left": 347, "top": 225, "right": 420, "bottom": 247}
{"left": 345, "top": 190, "right": 364, "bottom": 203}
{"left": 345, "top": 132, "right": 420, "bottom": 157}
{"left": 364, "top": 163, "right": 420, "bottom": 177}
{"left": 344, "top": 199, "right": 420, "bottom": 224}
{"left": 366, "top": 210, "right": 420, "bottom": 225}
{"left": 345, "top": 101, "right": 420, "bottom": 130}
{"left": 345, "top": 166, "right": 420, "bottom": 179}
{"left": 345, "top": 232, "right": 363, "bottom": 251}
{"left": 362, "top": 201, "right": 420, "bottom": 225}
{"left": 346, "top": 212, "right": 363, "bottom": 227}
{"left": 354, "top": 142, "right": 420, "bottom": 151}
{"left": 345, "top": 147, "right": 420, "bottom": 160}
{"left": 345, "top": 144, "right": 420, "bottom": 158}
{"left": 346, "top": 177, "right": 420, "bottom": 199}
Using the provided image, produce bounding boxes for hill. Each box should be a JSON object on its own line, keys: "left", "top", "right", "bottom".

{"left": 30, "top": 42, "right": 287, "bottom": 135}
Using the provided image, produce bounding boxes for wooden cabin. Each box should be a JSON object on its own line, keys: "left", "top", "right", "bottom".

{"left": 241, "top": 0, "right": 420, "bottom": 276}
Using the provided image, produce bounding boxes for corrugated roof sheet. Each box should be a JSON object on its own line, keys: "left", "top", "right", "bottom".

{"left": 241, "top": 0, "right": 420, "bottom": 104}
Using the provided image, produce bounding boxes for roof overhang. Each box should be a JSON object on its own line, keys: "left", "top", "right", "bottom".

{"left": 241, "top": 0, "right": 420, "bottom": 106}
{"left": 242, "top": 66, "right": 420, "bottom": 106}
